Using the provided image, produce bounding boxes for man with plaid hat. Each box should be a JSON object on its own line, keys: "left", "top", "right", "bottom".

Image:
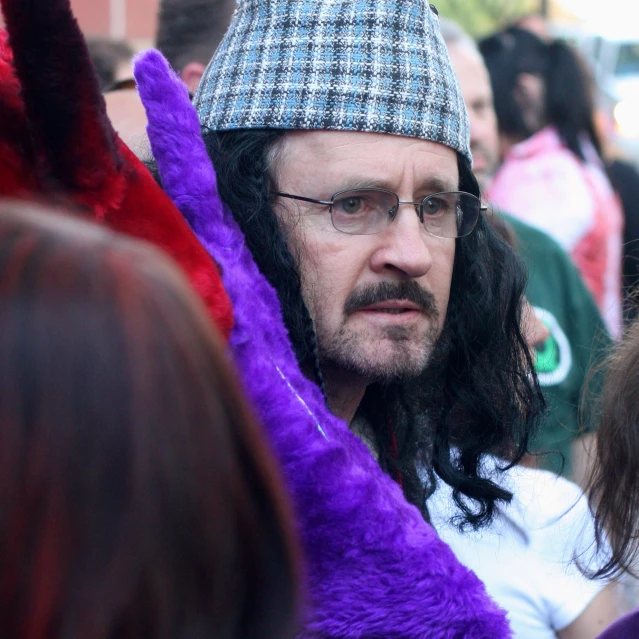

{"left": 193, "top": 0, "right": 543, "bottom": 530}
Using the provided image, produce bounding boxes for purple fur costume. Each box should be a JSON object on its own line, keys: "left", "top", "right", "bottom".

{"left": 134, "top": 50, "right": 512, "bottom": 639}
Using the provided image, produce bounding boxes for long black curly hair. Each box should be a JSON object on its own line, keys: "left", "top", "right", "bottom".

{"left": 204, "top": 128, "right": 545, "bottom": 528}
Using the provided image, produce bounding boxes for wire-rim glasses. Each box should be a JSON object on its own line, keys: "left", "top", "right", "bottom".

{"left": 272, "top": 188, "right": 485, "bottom": 238}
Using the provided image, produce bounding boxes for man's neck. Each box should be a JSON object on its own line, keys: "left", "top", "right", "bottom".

{"left": 322, "top": 366, "right": 369, "bottom": 424}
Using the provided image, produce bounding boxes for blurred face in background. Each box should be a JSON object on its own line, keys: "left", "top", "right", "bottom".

{"left": 448, "top": 43, "right": 500, "bottom": 191}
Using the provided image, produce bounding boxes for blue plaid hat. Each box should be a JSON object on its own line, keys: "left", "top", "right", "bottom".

{"left": 194, "top": 0, "right": 471, "bottom": 163}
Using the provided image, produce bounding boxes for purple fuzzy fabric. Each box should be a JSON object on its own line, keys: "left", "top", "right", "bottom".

{"left": 134, "top": 49, "right": 512, "bottom": 639}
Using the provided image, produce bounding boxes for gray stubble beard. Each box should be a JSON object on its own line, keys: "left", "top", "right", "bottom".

{"left": 316, "top": 319, "right": 441, "bottom": 383}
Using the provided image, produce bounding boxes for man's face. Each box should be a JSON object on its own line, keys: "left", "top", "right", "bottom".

{"left": 448, "top": 43, "right": 500, "bottom": 190}
{"left": 273, "top": 130, "right": 457, "bottom": 383}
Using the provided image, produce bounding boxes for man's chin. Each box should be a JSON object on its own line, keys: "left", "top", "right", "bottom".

{"left": 326, "top": 341, "right": 432, "bottom": 382}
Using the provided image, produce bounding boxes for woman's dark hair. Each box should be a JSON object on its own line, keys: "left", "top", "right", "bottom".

{"left": 586, "top": 318, "right": 639, "bottom": 579}
{"left": 203, "top": 128, "right": 544, "bottom": 528}
{"left": 0, "top": 201, "right": 300, "bottom": 639}
{"left": 479, "top": 27, "right": 602, "bottom": 162}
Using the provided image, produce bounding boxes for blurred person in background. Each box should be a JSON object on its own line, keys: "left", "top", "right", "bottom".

{"left": 0, "top": 200, "right": 300, "bottom": 639}
{"left": 512, "top": 18, "right": 639, "bottom": 325}
{"left": 585, "top": 317, "right": 639, "bottom": 638}
{"left": 442, "top": 19, "right": 611, "bottom": 485}
{"left": 156, "top": 0, "right": 236, "bottom": 94}
{"left": 104, "top": 69, "right": 150, "bottom": 157}
{"left": 514, "top": 12, "right": 550, "bottom": 41}
{"left": 90, "top": 38, "right": 146, "bottom": 155}
{"left": 429, "top": 20, "right": 619, "bottom": 639}
{"left": 105, "top": 0, "right": 235, "bottom": 156}
{"left": 605, "top": 156, "right": 639, "bottom": 322}
{"left": 86, "top": 38, "right": 134, "bottom": 91}
{"left": 480, "top": 27, "right": 624, "bottom": 340}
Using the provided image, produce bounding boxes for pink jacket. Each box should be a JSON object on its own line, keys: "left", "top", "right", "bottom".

{"left": 488, "top": 126, "right": 623, "bottom": 338}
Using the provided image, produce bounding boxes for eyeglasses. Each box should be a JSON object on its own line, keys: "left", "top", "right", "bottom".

{"left": 272, "top": 188, "right": 485, "bottom": 238}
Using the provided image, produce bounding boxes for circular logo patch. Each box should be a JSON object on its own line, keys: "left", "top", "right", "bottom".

{"left": 533, "top": 306, "right": 572, "bottom": 387}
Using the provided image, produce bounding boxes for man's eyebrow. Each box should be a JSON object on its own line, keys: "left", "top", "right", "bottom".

{"left": 333, "top": 175, "right": 459, "bottom": 194}
{"left": 416, "top": 176, "right": 459, "bottom": 193}
{"left": 333, "top": 177, "right": 393, "bottom": 192}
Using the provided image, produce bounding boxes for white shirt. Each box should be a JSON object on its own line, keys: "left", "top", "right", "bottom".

{"left": 429, "top": 462, "right": 608, "bottom": 639}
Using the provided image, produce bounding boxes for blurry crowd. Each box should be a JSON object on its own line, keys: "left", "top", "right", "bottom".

{"left": 3, "top": 0, "right": 639, "bottom": 637}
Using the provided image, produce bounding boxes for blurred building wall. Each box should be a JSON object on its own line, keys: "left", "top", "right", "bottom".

{"left": 17, "top": 0, "right": 161, "bottom": 42}
{"left": 0, "top": 0, "right": 159, "bottom": 40}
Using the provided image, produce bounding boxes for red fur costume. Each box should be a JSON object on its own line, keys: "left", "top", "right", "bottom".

{"left": 0, "top": 13, "right": 232, "bottom": 339}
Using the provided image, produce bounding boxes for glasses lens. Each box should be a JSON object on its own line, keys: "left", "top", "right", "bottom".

{"left": 331, "top": 189, "right": 398, "bottom": 235}
{"left": 420, "top": 192, "right": 481, "bottom": 238}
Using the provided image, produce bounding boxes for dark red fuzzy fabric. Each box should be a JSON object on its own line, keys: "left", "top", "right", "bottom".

{"left": 106, "top": 142, "right": 234, "bottom": 337}
{"left": 0, "top": 0, "right": 233, "bottom": 339}
{"left": 2, "top": 0, "right": 121, "bottom": 194}
{"left": 0, "top": 30, "right": 39, "bottom": 197}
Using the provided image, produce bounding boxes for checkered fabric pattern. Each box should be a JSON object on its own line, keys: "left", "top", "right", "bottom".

{"left": 194, "top": 0, "right": 471, "bottom": 162}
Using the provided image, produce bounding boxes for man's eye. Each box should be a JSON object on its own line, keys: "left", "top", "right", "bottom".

{"left": 336, "top": 197, "right": 364, "bottom": 214}
{"left": 423, "top": 197, "right": 445, "bottom": 216}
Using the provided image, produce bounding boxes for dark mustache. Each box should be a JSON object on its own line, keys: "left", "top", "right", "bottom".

{"left": 344, "top": 281, "right": 438, "bottom": 316}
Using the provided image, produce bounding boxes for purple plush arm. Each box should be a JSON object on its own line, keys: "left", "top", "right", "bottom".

{"left": 134, "top": 49, "right": 511, "bottom": 639}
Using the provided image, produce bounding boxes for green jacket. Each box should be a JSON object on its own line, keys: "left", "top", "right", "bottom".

{"left": 505, "top": 214, "right": 611, "bottom": 476}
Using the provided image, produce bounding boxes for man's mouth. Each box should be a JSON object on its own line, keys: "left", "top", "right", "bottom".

{"left": 357, "top": 301, "right": 422, "bottom": 315}
{"left": 343, "top": 281, "right": 438, "bottom": 322}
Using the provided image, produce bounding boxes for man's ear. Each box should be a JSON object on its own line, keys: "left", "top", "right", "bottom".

{"left": 180, "top": 62, "right": 206, "bottom": 94}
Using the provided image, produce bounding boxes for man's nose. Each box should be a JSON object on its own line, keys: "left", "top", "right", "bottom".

{"left": 368, "top": 204, "right": 434, "bottom": 279}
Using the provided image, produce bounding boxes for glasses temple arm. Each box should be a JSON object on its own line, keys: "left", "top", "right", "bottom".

{"left": 272, "top": 191, "right": 333, "bottom": 206}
